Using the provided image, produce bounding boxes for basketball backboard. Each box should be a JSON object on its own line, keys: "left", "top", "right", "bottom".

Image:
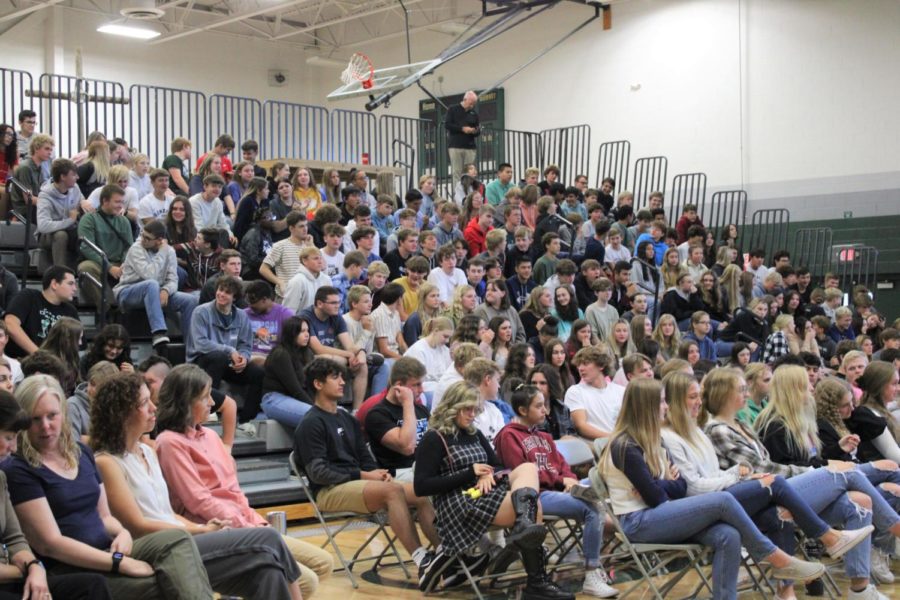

{"left": 326, "top": 58, "right": 442, "bottom": 102}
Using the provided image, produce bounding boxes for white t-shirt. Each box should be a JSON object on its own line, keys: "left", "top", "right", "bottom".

{"left": 564, "top": 380, "right": 625, "bottom": 435}
{"left": 138, "top": 193, "right": 172, "bottom": 221}
{"left": 474, "top": 401, "right": 505, "bottom": 442}
{"left": 604, "top": 244, "right": 631, "bottom": 265}
{"left": 88, "top": 186, "right": 140, "bottom": 214}
{"left": 431, "top": 369, "right": 463, "bottom": 411}
{"left": 427, "top": 267, "right": 468, "bottom": 303}
{"left": 404, "top": 339, "right": 452, "bottom": 384}
{"left": 322, "top": 250, "right": 345, "bottom": 279}
{"left": 747, "top": 264, "right": 769, "bottom": 286}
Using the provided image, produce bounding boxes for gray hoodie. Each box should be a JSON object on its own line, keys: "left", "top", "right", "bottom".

{"left": 282, "top": 263, "right": 331, "bottom": 313}
{"left": 67, "top": 382, "right": 91, "bottom": 438}
{"left": 114, "top": 240, "right": 179, "bottom": 298}
{"left": 36, "top": 180, "right": 83, "bottom": 234}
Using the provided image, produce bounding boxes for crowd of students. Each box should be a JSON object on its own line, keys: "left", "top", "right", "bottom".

{"left": 0, "top": 111, "right": 899, "bottom": 599}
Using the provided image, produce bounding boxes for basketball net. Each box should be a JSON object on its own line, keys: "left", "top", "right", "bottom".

{"left": 341, "top": 52, "right": 374, "bottom": 89}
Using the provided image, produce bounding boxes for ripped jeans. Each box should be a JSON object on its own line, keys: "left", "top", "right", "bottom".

{"left": 786, "top": 466, "right": 900, "bottom": 578}
{"left": 858, "top": 462, "right": 900, "bottom": 553}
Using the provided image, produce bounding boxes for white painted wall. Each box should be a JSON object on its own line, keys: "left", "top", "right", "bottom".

{"left": 2, "top": 0, "right": 899, "bottom": 219}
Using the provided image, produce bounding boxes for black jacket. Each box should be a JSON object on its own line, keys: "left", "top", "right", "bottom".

{"left": 719, "top": 309, "right": 769, "bottom": 344}
{"left": 444, "top": 103, "right": 480, "bottom": 150}
{"left": 659, "top": 289, "right": 705, "bottom": 322}
{"left": 757, "top": 419, "right": 826, "bottom": 468}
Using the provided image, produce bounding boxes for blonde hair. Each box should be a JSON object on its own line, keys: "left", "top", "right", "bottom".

{"left": 719, "top": 264, "right": 742, "bottom": 315}
{"left": 601, "top": 378, "right": 667, "bottom": 479}
{"left": 744, "top": 362, "right": 771, "bottom": 395}
{"left": 415, "top": 282, "right": 441, "bottom": 325}
{"left": 755, "top": 365, "right": 820, "bottom": 459}
{"left": 772, "top": 314, "right": 794, "bottom": 333}
{"left": 15, "top": 375, "right": 80, "bottom": 469}
{"left": 429, "top": 381, "right": 481, "bottom": 436}
{"left": 700, "top": 368, "right": 742, "bottom": 426}
{"left": 663, "top": 371, "right": 704, "bottom": 450}
{"left": 442, "top": 284, "right": 476, "bottom": 326}
{"left": 840, "top": 350, "right": 868, "bottom": 375}
{"left": 652, "top": 314, "right": 682, "bottom": 358}
{"left": 423, "top": 316, "right": 453, "bottom": 337}
{"left": 605, "top": 318, "right": 636, "bottom": 359}
{"left": 815, "top": 377, "right": 852, "bottom": 438}
{"left": 86, "top": 140, "right": 111, "bottom": 184}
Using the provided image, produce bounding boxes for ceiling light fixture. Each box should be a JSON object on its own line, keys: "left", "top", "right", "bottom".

{"left": 97, "top": 23, "right": 161, "bottom": 39}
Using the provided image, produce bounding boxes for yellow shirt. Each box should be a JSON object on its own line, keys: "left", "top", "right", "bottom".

{"left": 396, "top": 276, "right": 419, "bottom": 316}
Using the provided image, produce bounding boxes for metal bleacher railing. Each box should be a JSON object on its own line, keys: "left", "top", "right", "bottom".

{"left": 0, "top": 67, "right": 881, "bottom": 290}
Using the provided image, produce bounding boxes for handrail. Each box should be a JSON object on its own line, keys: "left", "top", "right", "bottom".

{"left": 392, "top": 139, "right": 416, "bottom": 190}
{"left": 5, "top": 177, "right": 33, "bottom": 288}
{"left": 79, "top": 236, "right": 109, "bottom": 328}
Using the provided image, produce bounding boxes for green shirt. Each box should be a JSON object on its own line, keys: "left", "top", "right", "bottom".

{"left": 533, "top": 254, "right": 559, "bottom": 286}
{"left": 736, "top": 396, "right": 767, "bottom": 427}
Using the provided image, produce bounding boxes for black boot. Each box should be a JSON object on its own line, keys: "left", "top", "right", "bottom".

{"left": 508, "top": 488, "right": 547, "bottom": 549}
{"left": 519, "top": 545, "right": 574, "bottom": 600}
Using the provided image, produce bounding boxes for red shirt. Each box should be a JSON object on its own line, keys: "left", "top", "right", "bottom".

{"left": 463, "top": 217, "right": 492, "bottom": 257}
{"left": 195, "top": 152, "right": 233, "bottom": 175}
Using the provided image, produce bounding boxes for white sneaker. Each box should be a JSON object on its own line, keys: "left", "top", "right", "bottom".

{"left": 848, "top": 584, "right": 889, "bottom": 600}
{"left": 869, "top": 547, "right": 895, "bottom": 584}
{"left": 582, "top": 568, "right": 618, "bottom": 598}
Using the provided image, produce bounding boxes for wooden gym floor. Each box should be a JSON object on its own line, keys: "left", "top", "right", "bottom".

{"left": 287, "top": 519, "right": 900, "bottom": 599}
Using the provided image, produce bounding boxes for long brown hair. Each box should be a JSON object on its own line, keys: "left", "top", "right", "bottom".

{"left": 858, "top": 361, "right": 900, "bottom": 441}
{"left": 601, "top": 378, "right": 667, "bottom": 478}
{"left": 663, "top": 371, "right": 704, "bottom": 449}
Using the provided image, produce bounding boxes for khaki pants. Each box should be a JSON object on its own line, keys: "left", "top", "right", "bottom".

{"left": 280, "top": 534, "right": 334, "bottom": 598}
{"left": 78, "top": 259, "right": 119, "bottom": 307}
{"left": 449, "top": 147, "right": 476, "bottom": 189}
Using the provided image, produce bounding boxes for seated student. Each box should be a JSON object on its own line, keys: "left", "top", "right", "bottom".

{"left": 114, "top": 221, "right": 198, "bottom": 350}
{"left": 846, "top": 362, "right": 900, "bottom": 465}
{"left": 404, "top": 318, "right": 453, "bottom": 394}
{"left": 507, "top": 255, "right": 537, "bottom": 312}
{"left": 584, "top": 277, "right": 619, "bottom": 342}
{"left": 464, "top": 357, "right": 511, "bottom": 442}
{"left": 829, "top": 306, "right": 858, "bottom": 343}
{"left": 661, "top": 371, "right": 870, "bottom": 600}
{"left": 565, "top": 346, "right": 625, "bottom": 441}
{"left": 633, "top": 220, "right": 667, "bottom": 267}
{"left": 463, "top": 257, "right": 486, "bottom": 305}
{"left": 359, "top": 357, "right": 435, "bottom": 482}
{"left": 426, "top": 243, "right": 467, "bottom": 307}
{"left": 659, "top": 273, "right": 706, "bottom": 329}
{"left": 294, "top": 358, "right": 438, "bottom": 580}
{"left": 9, "top": 132, "right": 52, "bottom": 216}
{"left": 371, "top": 283, "right": 407, "bottom": 361}
{"left": 320, "top": 223, "right": 346, "bottom": 279}
{"left": 36, "top": 158, "right": 83, "bottom": 270}
{"left": 532, "top": 233, "right": 561, "bottom": 286}
{"left": 384, "top": 227, "right": 418, "bottom": 280}
{"left": 68, "top": 360, "right": 118, "bottom": 440}
{"left": 137, "top": 169, "right": 173, "bottom": 225}
{"left": 3, "top": 266, "right": 78, "bottom": 359}
{"left": 244, "top": 280, "right": 294, "bottom": 364}
{"left": 503, "top": 226, "right": 535, "bottom": 279}
{"left": 90, "top": 372, "right": 305, "bottom": 600}
{"left": 283, "top": 247, "right": 332, "bottom": 314}
{"left": 473, "top": 278, "right": 527, "bottom": 347}
{"left": 0, "top": 389, "right": 114, "bottom": 600}
{"left": 414, "top": 381, "right": 570, "bottom": 597}
{"left": 189, "top": 174, "right": 235, "bottom": 246}
{"left": 260, "top": 211, "right": 314, "bottom": 302}
{"left": 188, "top": 275, "right": 264, "bottom": 423}
{"left": 199, "top": 249, "right": 246, "bottom": 307}
{"left": 496, "top": 385, "right": 623, "bottom": 598}
{"left": 432, "top": 201, "right": 463, "bottom": 247}
{"left": 154, "top": 365, "right": 332, "bottom": 598}
{"left": 401, "top": 276, "right": 440, "bottom": 346}
{"left": 77, "top": 183, "right": 134, "bottom": 307}
{"left": 301, "top": 286, "right": 369, "bottom": 409}
{"left": 600, "top": 378, "right": 826, "bottom": 600}
{"left": 331, "top": 250, "right": 367, "bottom": 311}
{"left": 261, "top": 316, "right": 316, "bottom": 429}
{"left": 682, "top": 311, "right": 718, "bottom": 362}
{"left": 5, "top": 375, "right": 214, "bottom": 599}
{"left": 432, "top": 342, "right": 481, "bottom": 412}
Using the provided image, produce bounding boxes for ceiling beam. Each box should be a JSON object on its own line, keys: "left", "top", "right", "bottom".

{"left": 0, "top": 0, "right": 66, "bottom": 23}
{"left": 272, "top": 0, "right": 424, "bottom": 40}
{"left": 149, "top": 0, "right": 321, "bottom": 44}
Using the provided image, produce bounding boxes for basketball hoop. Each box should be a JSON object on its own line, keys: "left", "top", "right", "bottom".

{"left": 341, "top": 52, "right": 375, "bottom": 90}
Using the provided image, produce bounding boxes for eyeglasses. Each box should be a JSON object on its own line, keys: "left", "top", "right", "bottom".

{"left": 141, "top": 233, "right": 158, "bottom": 242}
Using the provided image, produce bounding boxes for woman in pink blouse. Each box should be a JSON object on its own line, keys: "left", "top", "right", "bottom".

{"left": 154, "top": 364, "right": 333, "bottom": 598}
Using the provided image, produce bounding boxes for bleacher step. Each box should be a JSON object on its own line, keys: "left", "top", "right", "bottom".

{"left": 236, "top": 457, "right": 291, "bottom": 486}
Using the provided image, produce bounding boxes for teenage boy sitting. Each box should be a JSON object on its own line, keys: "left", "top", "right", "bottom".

{"left": 675, "top": 203, "right": 705, "bottom": 244}
{"left": 634, "top": 220, "right": 667, "bottom": 266}
{"left": 332, "top": 250, "right": 368, "bottom": 310}
{"left": 432, "top": 202, "right": 463, "bottom": 247}
{"left": 36, "top": 158, "right": 83, "bottom": 270}
{"left": 507, "top": 256, "right": 537, "bottom": 311}
{"left": 585, "top": 278, "right": 619, "bottom": 341}
{"left": 603, "top": 228, "right": 630, "bottom": 268}
{"left": 503, "top": 226, "right": 534, "bottom": 279}
{"left": 294, "top": 357, "right": 440, "bottom": 581}
{"left": 283, "top": 247, "right": 332, "bottom": 313}
{"left": 384, "top": 228, "right": 418, "bottom": 281}
{"left": 371, "top": 283, "right": 408, "bottom": 361}
{"left": 463, "top": 205, "right": 495, "bottom": 257}
{"left": 465, "top": 258, "right": 487, "bottom": 303}
{"left": 565, "top": 347, "right": 624, "bottom": 440}
{"left": 244, "top": 280, "right": 294, "bottom": 364}
{"left": 137, "top": 168, "right": 173, "bottom": 225}
{"left": 574, "top": 259, "right": 603, "bottom": 312}
{"left": 426, "top": 244, "right": 467, "bottom": 307}
{"left": 464, "top": 357, "right": 512, "bottom": 442}
{"left": 828, "top": 306, "right": 858, "bottom": 343}
{"left": 351, "top": 226, "right": 379, "bottom": 264}
{"left": 533, "top": 232, "right": 561, "bottom": 285}
{"left": 321, "top": 222, "right": 346, "bottom": 279}
{"left": 659, "top": 272, "right": 706, "bottom": 329}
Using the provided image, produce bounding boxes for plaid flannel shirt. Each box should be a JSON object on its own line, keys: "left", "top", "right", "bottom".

{"left": 762, "top": 330, "right": 790, "bottom": 364}
{"left": 703, "top": 417, "right": 810, "bottom": 479}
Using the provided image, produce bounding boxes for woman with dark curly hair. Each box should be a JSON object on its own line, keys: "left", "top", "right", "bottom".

{"left": 90, "top": 372, "right": 304, "bottom": 600}
{"left": 0, "top": 125, "right": 17, "bottom": 185}
{"left": 450, "top": 314, "right": 492, "bottom": 359}
{"left": 499, "top": 343, "right": 536, "bottom": 400}
{"left": 79, "top": 324, "right": 133, "bottom": 379}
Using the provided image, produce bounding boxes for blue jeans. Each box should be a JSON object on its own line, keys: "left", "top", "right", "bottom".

{"left": 261, "top": 392, "right": 313, "bottom": 429}
{"left": 116, "top": 280, "right": 198, "bottom": 342}
{"left": 371, "top": 359, "right": 392, "bottom": 397}
{"left": 858, "top": 462, "right": 900, "bottom": 552}
{"left": 785, "top": 467, "right": 883, "bottom": 579}
{"left": 539, "top": 491, "right": 603, "bottom": 568}
{"left": 726, "top": 477, "right": 829, "bottom": 555}
{"left": 619, "top": 492, "right": 777, "bottom": 600}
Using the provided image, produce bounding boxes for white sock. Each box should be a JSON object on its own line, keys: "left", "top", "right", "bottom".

{"left": 412, "top": 546, "right": 428, "bottom": 567}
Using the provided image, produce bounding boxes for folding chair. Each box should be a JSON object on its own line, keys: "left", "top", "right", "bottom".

{"left": 543, "top": 439, "right": 597, "bottom": 563}
{"left": 587, "top": 466, "right": 713, "bottom": 599}
{"left": 288, "top": 451, "right": 411, "bottom": 588}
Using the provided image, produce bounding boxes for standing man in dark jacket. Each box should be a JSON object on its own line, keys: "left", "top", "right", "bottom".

{"left": 444, "top": 91, "right": 480, "bottom": 189}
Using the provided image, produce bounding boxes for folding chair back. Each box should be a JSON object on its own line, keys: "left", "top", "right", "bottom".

{"left": 288, "top": 451, "right": 410, "bottom": 588}
{"left": 555, "top": 438, "right": 596, "bottom": 467}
